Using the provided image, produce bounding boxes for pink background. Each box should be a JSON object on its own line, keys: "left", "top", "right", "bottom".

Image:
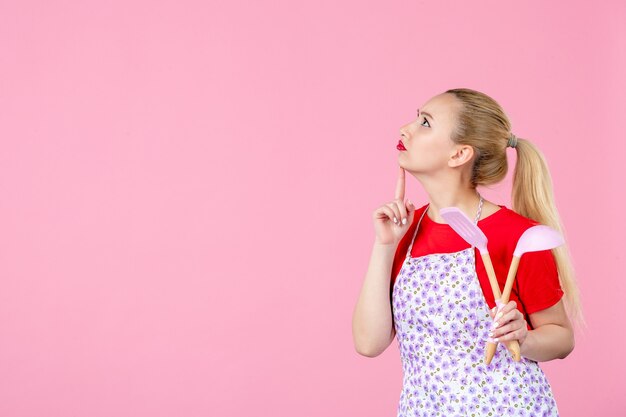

{"left": 1, "top": 1, "right": 624, "bottom": 416}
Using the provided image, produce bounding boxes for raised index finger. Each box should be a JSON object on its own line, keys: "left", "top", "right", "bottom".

{"left": 395, "top": 166, "right": 405, "bottom": 201}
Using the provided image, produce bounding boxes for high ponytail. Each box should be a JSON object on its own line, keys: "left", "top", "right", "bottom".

{"left": 511, "top": 138, "right": 586, "bottom": 333}
{"left": 444, "top": 87, "right": 586, "bottom": 334}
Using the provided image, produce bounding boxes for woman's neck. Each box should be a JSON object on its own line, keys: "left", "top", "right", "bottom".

{"left": 419, "top": 178, "right": 483, "bottom": 223}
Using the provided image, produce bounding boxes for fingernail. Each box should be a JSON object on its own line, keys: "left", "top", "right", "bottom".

{"left": 495, "top": 312, "right": 503, "bottom": 320}
{"left": 402, "top": 218, "right": 407, "bottom": 225}
{"left": 394, "top": 217, "right": 398, "bottom": 224}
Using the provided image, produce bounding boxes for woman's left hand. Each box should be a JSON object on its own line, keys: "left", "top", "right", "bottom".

{"left": 489, "top": 300, "right": 529, "bottom": 347}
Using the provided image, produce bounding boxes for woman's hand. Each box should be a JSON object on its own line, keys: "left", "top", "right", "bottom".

{"left": 488, "top": 300, "right": 529, "bottom": 348}
{"left": 373, "top": 166, "right": 416, "bottom": 246}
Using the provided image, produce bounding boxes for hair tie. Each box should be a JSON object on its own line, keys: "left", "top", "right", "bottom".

{"left": 507, "top": 133, "right": 518, "bottom": 148}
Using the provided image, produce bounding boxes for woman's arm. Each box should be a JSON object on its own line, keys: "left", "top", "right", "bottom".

{"left": 521, "top": 299, "right": 575, "bottom": 362}
{"left": 352, "top": 241, "right": 397, "bottom": 357}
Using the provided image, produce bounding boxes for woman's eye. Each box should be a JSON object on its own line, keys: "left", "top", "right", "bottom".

{"left": 421, "top": 117, "right": 430, "bottom": 127}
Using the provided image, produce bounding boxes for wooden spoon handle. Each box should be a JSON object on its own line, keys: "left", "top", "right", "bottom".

{"left": 481, "top": 253, "right": 521, "bottom": 363}
{"left": 499, "top": 255, "right": 522, "bottom": 361}
{"left": 501, "top": 256, "right": 520, "bottom": 303}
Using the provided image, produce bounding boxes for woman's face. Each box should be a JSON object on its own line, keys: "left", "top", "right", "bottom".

{"left": 398, "top": 93, "right": 464, "bottom": 174}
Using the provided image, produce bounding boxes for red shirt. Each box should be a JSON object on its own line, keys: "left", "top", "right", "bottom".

{"left": 390, "top": 203, "right": 564, "bottom": 330}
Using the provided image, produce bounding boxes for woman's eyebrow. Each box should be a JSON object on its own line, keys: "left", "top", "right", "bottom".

{"left": 417, "top": 109, "right": 435, "bottom": 121}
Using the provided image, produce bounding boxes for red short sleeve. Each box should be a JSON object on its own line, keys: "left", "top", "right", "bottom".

{"left": 515, "top": 248, "right": 564, "bottom": 315}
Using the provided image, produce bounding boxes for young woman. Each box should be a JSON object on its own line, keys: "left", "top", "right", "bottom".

{"left": 352, "top": 88, "right": 584, "bottom": 416}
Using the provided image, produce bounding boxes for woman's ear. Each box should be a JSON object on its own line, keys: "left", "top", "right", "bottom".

{"left": 448, "top": 145, "right": 474, "bottom": 168}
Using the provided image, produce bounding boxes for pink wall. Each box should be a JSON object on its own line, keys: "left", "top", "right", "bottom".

{"left": 0, "top": 1, "right": 623, "bottom": 416}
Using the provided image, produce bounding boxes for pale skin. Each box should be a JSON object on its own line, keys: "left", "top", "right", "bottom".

{"left": 352, "top": 92, "right": 575, "bottom": 361}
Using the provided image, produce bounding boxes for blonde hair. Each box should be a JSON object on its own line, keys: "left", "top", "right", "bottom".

{"left": 444, "top": 87, "right": 586, "bottom": 334}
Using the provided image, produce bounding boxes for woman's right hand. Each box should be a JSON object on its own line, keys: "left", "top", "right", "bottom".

{"left": 372, "top": 166, "right": 416, "bottom": 246}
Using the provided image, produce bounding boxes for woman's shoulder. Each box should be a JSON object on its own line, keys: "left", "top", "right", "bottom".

{"left": 488, "top": 205, "right": 541, "bottom": 229}
{"left": 482, "top": 205, "right": 546, "bottom": 250}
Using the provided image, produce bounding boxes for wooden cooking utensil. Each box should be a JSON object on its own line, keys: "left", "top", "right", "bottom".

{"left": 439, "top": 207, "right": 521, "bottom": 364}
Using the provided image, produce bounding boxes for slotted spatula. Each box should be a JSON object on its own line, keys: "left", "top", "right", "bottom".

{"left": 439, "top": 207, "right": 521, "bottom": 364}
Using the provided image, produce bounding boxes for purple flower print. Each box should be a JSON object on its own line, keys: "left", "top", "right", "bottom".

{"left": 391, "top": 244, "right": 560, "bottom": 417}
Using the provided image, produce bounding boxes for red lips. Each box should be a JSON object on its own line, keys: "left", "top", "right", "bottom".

{"left": 397, "top": 140, "right": 406, "bottom": 150}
